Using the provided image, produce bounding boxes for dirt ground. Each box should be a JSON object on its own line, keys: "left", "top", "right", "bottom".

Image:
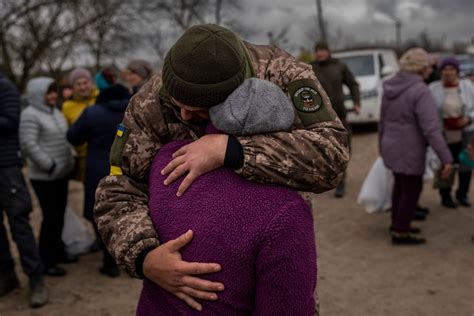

{"left": 1, "top": 129, "right": 474, "bottom": 316}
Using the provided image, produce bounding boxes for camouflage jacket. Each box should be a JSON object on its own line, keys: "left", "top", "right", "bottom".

{"left": 94, "top": 42, "right": 349, "bottom": 277}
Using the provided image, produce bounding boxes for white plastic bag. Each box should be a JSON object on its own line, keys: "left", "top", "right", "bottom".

{"left": 424, "top": 147, "right": 440, "bottom": 181}
{"left": 357, "top": 157, "right": 393, "bottom": 214}
{"left": 359, "top": 149, "right": 440, "bottom": 214}
{"left": 62, "top": 206, "right": 94, "bottom": 255}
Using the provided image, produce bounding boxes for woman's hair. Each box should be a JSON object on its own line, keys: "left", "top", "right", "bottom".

{"left": 399, "top": 48, "right": 430, "bottom": 74}
{"left": 46, "top": 81, "right": 58, "bottom": 94}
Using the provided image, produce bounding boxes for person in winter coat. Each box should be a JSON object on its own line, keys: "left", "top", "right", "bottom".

{"left": 310, "top": 40, "right": 360, "bottom": 198}
{"left": 95, "top": 24, "right": 348, "bottom": 310}
{"left": 0, "top": 72, "right": 48, "bottom": 308}
{"left": 62, "top": 68, "right": 99, "bottom": 182}
{"left": 19, "top": 77, "right": 75, "bottom": 276}
{"left": 67, "top": 68, "right": 131, "bottom": 277}
{"left": 429, "top": 57, "right": 474, "bottom": 208}
{"left": 379, "top": 48, "right": 453, "bottom": 245}
{"left": 138, "top": 78, "right": 316, "bottom": 315}
{"left": 125, "top": 59, "right": 153, "bottom": 95}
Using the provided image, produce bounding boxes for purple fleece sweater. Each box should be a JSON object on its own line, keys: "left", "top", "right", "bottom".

{"left": 137, "top": 140, "right": 317, "bottom": 315}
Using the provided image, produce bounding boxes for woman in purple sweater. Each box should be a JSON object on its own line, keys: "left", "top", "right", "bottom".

{"left": 137, "top": 79, "right": 317, "bottom": 315}
{"left": 379, "top": 48, "right": 453, "bottom": 245}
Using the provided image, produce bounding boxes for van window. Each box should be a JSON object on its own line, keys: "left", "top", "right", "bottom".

{"left": 339, "top": 55, "right": 375, "bottom": 76}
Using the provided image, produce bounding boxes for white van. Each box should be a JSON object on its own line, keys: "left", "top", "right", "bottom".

{"left": 333, "top": 49, "right": 399, "bottom": 124}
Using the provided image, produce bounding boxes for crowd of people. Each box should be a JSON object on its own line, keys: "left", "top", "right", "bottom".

{"left": 0, "top": 22, "right": 473, "bottom": 314}
{"left": 379, "top": 49, "right": 474, "bottom": 245}
{"left": 0, "top": 60, "right": 153, "bottom": 307}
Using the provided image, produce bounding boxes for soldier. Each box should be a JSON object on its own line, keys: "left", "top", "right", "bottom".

{"left": 310, "top": 40, "right": 360, "bottom": 198}
{"left": 95, "top": 24, "right": 349, "bottom": 311}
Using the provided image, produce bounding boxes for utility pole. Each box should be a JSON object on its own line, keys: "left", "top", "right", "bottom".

{"left": 395, "top": 19, "right": 402, "bottom": 49}
{"left": 315, "top": 0, "right": 327, "bottom": 41}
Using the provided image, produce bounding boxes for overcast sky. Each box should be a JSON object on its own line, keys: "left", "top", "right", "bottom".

{"left": 236, "top": 0, "right": 474, "bottom": 53}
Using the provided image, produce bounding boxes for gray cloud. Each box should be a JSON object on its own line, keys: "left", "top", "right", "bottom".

{"left": 237, "top": 0, "right": 473, "bottom": 54}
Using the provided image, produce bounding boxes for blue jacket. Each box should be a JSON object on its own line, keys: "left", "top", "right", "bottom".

{"left": 0, "top": 72, "right": 22, "bottom": 167}
{"left": 67, "top": 84, "right": 130, "bottom": 220}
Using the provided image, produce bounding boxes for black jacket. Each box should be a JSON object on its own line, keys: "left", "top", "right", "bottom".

{"left": 0, "top": 72, "right": 22, "bottom": 167}
{"left": 67, "top": 84, "right": 130, "bottom": 220}
{"left": 310, "top": 58, "right": 360, "bottom": 119}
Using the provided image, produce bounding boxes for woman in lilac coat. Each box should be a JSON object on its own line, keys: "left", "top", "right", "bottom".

{"left": 379, "top": 48, "right": 453, "bottom": 245}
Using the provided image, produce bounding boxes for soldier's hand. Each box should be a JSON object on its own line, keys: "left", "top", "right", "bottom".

{"left": 143, "top": 230, "right": 224, "bottom": 311}
{"left": 161, "top": 134, "right": 228, "bottom": 196}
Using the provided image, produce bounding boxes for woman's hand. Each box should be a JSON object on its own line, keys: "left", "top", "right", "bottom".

{"left": 458, "top": 116, "right": 472, "bottom": 128}
{"left": 440, "top": 164, "right": 453, "bottom": 180}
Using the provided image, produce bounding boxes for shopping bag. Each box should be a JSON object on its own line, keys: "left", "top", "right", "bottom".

{"left": 62, "top": 206, "right": 94, "bottom": 255}
{"left": 433, "top": 165, "right": 458, "bottom": 189}
{"left": 357, "top": 157, "right": 393, "bottom": 214}
{"left": 424, "top": 147, "right": 440, "bottom": 181}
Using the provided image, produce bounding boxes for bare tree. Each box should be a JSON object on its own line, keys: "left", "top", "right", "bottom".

{"left": 267, "top": 25, "right": 290, "bottom": 46}
{"left": 0, "top": 0, "right": 107, "bottom": 91}
{"left": 138, "top": 0, "right": 247, "bottom": 67}
{"left": 81, "top": 0, "right": 144, "bottom": 71}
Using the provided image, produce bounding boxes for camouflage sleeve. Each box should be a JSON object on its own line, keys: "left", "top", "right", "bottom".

{"left": 94, "top": 76, "right": 165, "bottom": 278}
{"left": 235, "top": 47, "right": 350, "bottom": 193}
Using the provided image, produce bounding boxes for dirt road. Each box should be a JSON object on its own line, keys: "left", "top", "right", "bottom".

{"left": 1, "top": 130, "right": 473, "bottom": 316}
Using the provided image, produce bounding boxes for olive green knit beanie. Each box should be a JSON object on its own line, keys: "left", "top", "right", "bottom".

{"left": 162, "top": 24, "right": 246, "bottom": 108}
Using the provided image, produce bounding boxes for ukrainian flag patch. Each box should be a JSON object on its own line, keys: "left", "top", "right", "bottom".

{"left": 116, "top": 124, "right": 125, "bottom": 137}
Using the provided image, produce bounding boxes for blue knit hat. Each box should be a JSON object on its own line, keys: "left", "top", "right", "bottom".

{"left": 95, "top": 68, "right": 116, "bottom": 91}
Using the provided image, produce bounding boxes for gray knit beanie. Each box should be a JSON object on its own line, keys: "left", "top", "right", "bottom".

{"left": 127, "top": 59, "right": 153, "bottom": 80}
{"left": 69, "top": 68, "right": 92, "bottom": 85}
{"left": 210, "top": 78, "right": 294, "bottom": 136}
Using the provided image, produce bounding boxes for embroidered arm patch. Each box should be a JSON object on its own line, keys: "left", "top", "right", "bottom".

{"left": 288, "top": 79, "right": 335, "bottom": 126}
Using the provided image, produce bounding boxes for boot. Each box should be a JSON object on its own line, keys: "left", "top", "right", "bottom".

{"left": 99, "top": 265, "right": 120, "bottom": 278}
{"left": 442, "top": 198, "right": 458, "bottom": 209}
{"left": 0, "top": 273, "right": 19, "bottom": 297}
{"left": 390, "top": 226, "right": 421, "bottom": 234}
{"left": 44, "top": 266, "right": 67, "bottom": 277}
{"left": 334, "top": 181, "right": 346, "bottom": 198}
{"left": 391, "top": 232, "right": 426, "bottom": 245}
{"left": 416, "top": 205, "right": 430, "bottom": 215}
{"left": 62, "top": 252, "right": 79, "bottom": 264}
{"left": 29, "top": 276, "right": 48, "bottom": 308}
{"left": 413, "top": 211, "right": 427, "bottom": 221}
{"left": 440, "top": 188, "right": 458, "bottom": 209}
{"left": 99, "top": 250, "right": 119, "bottom": 278}
{"left": 456, "top": 171, "right": 472, "bottom": 207}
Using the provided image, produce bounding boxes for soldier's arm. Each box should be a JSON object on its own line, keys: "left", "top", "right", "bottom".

{"left": 94, "top": 78, "right": 164, "bottom": 277}
{"left": 235, "top": 48, "right": 350, "bottom": 193}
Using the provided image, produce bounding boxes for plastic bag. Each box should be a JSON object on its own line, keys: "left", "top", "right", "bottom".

{"left": 359, "top": 149, "right": 441, "bottom": 214}
{"left": 357, "top": 157, "right": 393, "bottom": 214}
{"left": 424, "top": 147, "right": 440, "bottom": 181}
{"left": 62, "top": 206, "right": 94, "bottom": 255}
